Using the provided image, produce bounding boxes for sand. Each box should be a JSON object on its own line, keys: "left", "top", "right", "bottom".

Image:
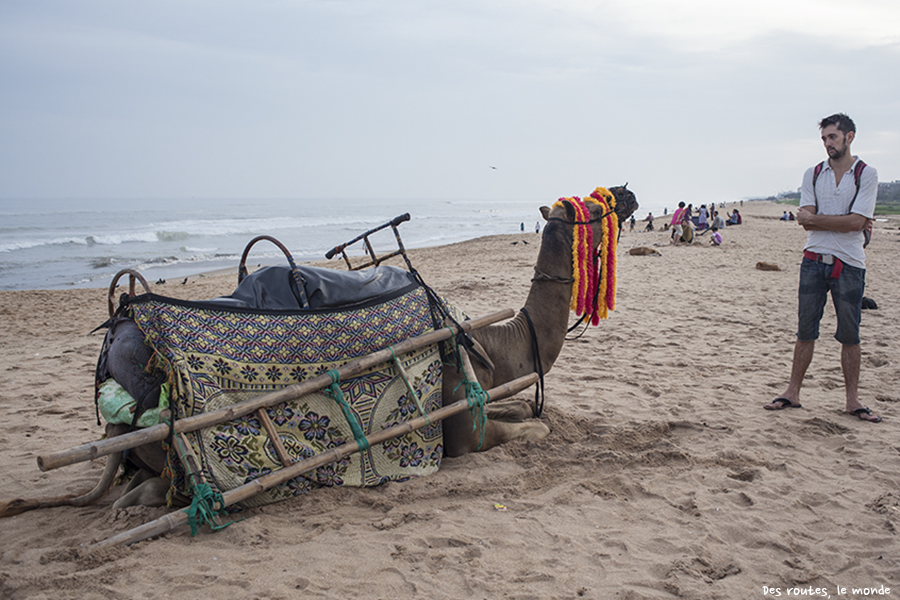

{"left": 1, "top": 200, "right": 898, "bottom": 600}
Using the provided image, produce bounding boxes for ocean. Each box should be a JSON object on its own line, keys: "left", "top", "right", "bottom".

{"left": 0, "top": 197, "right": 556, "bottom": 291}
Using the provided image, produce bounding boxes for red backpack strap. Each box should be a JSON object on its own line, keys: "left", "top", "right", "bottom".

{"left": 812, "top": 161, "right": 825, "bottom": 210}
{"left": 853, "top": 160, "right": 867, "bottom": 186}
{"left": 848, "top": 160, "right": 867, "bottom": 213}
{"left": 848, "top": 159, "right": 872, "bottom": 247}
{"left": 813, "top": 161, "right": 825, "bottom": 184}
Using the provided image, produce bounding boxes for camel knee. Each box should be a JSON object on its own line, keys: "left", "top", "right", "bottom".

{"left": 121, "top": 468, "right": 156, "bottom": 495}
{"left": 474, "top": 419, "right": 550, "bottom": 453}
{"left": 497, "top": 419, "right": 550, "bottom": 443}
{"left": 113, "top": 476, "right": 170, "bottom": 509}
{"left": 486, "top": 399, "right": 535, "bottom": 422}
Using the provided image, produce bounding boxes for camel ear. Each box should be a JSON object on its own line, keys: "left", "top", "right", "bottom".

{"left": 540, "top": 206, "right": 551, "bottom": 221}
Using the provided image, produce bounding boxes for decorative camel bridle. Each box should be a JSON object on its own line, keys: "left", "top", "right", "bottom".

{"left": 535, "top": 187, "right": 620, "bottom": 325}
{"left": 523, "top": 187, "right": 620, "bottom": 417}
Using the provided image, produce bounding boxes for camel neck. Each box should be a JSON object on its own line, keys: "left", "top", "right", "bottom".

{"left": 521, "top": 278, "right": 572, "bottom": 366}
{"left": 469, "top": 216, "right": 585, "bottom": 384}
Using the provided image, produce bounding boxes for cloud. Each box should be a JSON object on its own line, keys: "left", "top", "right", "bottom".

{"left": 0, "top": 0, "right": 898, "bottom": 204}
{"left": 561, "top": 0, "right": 900, "bottom": 51}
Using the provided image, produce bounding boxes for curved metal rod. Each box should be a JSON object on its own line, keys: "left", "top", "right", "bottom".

{"left": 237, "top": 235, "right": 309, "bottom": 307}
{"left": 108, "top": 269, "right": 152, "bottom": 318}
{"left": 238, "top": 235, "right": 294, "bottom": 283}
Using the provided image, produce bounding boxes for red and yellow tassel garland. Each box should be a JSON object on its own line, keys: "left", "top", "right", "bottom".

{"left": 589, "top": 187, "right": 618, "bottom": 323}
{"left": 551, "top": 188, "right": 619, "bottom": 325}
{"left": 552, "top": 196, "right": 593, "bottom": 317}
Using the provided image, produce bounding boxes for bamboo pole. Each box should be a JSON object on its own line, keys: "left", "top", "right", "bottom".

{"left": 172, "top": 434, "right": 207, "bottom": 490}
{"left": 256, "top": 408, "right": 294, "bottom": 467}
{"left": 173, "top": 433, "right": 227, "bottom": 528}
{"left": 38, "top": 309, "right": 514, "bottom": 472}
{"left": 457, "top": 345, "right": 479, "bottom": 385}
{"left": 391, "top": 353, "right": 430, "bottom": 423}
{"left": 90, "top": 372, "right": 539, "bottom": 549}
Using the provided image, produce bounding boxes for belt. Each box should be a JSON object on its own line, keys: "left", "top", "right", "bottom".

{"left": 804, "top": 250, "right": 843, "bottom": 279}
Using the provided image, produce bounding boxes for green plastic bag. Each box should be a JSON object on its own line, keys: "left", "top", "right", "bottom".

{"left": 98, "top": 379, "right": 169, "bottom": 428}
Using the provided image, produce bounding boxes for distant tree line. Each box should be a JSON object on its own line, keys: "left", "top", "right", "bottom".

{"left": 878, "top": 180, "right": 900, "bottom": 204}
{"left": 763, "top": 180, "right": 900, "bottom": 214}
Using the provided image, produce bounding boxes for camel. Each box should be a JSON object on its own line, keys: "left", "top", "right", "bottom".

{"left": 442, "top": 185, "right": 637, "bottom": 456}
{"left": 0, "top": 186, "right": 637, "bottom": 516}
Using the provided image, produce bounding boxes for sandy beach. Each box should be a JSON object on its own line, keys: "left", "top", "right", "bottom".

{"left": 1, "top": 200, "right": 898, "bottom": 600}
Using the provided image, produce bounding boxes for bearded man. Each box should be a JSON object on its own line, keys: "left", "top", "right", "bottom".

{"left": 765, "top": 113, "right": 881, "bottom": 423}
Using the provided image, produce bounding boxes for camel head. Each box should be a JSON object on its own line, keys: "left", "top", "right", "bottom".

{"left": 537, "top": 185, "right": 638, "bottom": 324}
{"left": 538, "top": 184, "right": 638, "bottom": 252}
{"left": 607, "top": 184, "right": 639, "bottom": 223}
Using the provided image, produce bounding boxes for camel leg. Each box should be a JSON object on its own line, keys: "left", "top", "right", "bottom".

{"left": 442, "top": 367, "right": 548, "bottom": 456}
{"left": 486, "top": 399, "right": 535, "bottom": 422}
{"left": 442, "top": 409, "right": 550, "bottom": 457}
{"left": 483, "top": 418, "right": 550, "bottom": 450}
{"left": 113, "top": 475, "right": 171, "bottom": 509}
{"left": 120, "top": 468, "right": 156, "bottom": 495}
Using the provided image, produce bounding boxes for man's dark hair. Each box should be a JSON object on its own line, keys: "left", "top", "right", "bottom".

{"left": 819, "top": 113, "right": 856, "bottom": 134}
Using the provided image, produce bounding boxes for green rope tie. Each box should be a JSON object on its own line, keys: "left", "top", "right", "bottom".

{"left": 450, "top": 368, "right": 488, "bottom": 450}
{"left": 443, "top": 327, "right": 458, "bottom": 355}
{"left": 445, "top": 330, "right": 490, "bottom": 449}
{"left": 390, "top": 347, "right": 431, "bottom": 426}
{"left": 325, "top": 370, "right": 370, "bottom": 451}
{"left": 464, "top": 380, "right": 489, "bottom": 450}
{"left": 183, "top": 482, "right": 232, "bottom": 537}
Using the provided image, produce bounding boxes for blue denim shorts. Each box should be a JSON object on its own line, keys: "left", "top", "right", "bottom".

{"left": 797, "top": 257, "right": 865, "bottom": 345}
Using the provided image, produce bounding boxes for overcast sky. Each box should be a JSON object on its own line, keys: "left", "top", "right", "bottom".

{"left": 1, "top": 1, "right": 898, "bottom": 209}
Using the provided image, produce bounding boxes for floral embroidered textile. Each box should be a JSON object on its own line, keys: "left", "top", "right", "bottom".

{"left": 127, "top": 285, "right": 443, "bottom": 509}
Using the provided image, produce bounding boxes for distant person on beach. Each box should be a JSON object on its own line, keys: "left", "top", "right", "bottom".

{"left": 679, "top": 215, "right": 694, "bottom": 245}
{"left": 698, "top": 205, "right": 708, "bottom": 231}
{"left": 644, "top": 212, "right": 654, "bottom": 231}
{"left": 726, "top": 210, "right": 742, "bottom": 225}
{"left": 765, "top": 113, "right": 880, "bottom": 423}
{"left": 535, "top": 222, "right": 540, "bottom": 234}
{"left": 711, "top": 210, "right": 725, "bottom": 230}
{"left": 670, "top": 201, "right": 686, "bottom": 245}
{"left": 781, "top": 211, "right": 789, "bottom": 221}
{"left": 709, "top": 227, "right": 722, "bottom": 246}
{"left": 630, "top": 215, "right": 636, "bottom": 231}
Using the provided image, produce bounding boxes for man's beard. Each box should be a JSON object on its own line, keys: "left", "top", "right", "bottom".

{"left": 827, "top": 140, "right": 848, "bottom": 160}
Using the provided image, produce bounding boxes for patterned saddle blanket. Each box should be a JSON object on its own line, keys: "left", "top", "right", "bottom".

{"left": 122, "top": 270, "right": 444, "bottom": 508}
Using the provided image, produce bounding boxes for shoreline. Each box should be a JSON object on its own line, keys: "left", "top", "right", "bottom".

{"left": 3, "top": 231, "right": 546, "bottom": 294}
{"left": 1, "top": 199, "right": 762, "bottom": 294}
{"left": 3, "top": 198, "right": 897, "bottom": 294}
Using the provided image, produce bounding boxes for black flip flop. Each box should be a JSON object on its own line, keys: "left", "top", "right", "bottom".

{"left": 851, "top": 407, "right": 882, "bottom": 423}
{"left": 765, "top": 397, "right": 802, "bottom": 410}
